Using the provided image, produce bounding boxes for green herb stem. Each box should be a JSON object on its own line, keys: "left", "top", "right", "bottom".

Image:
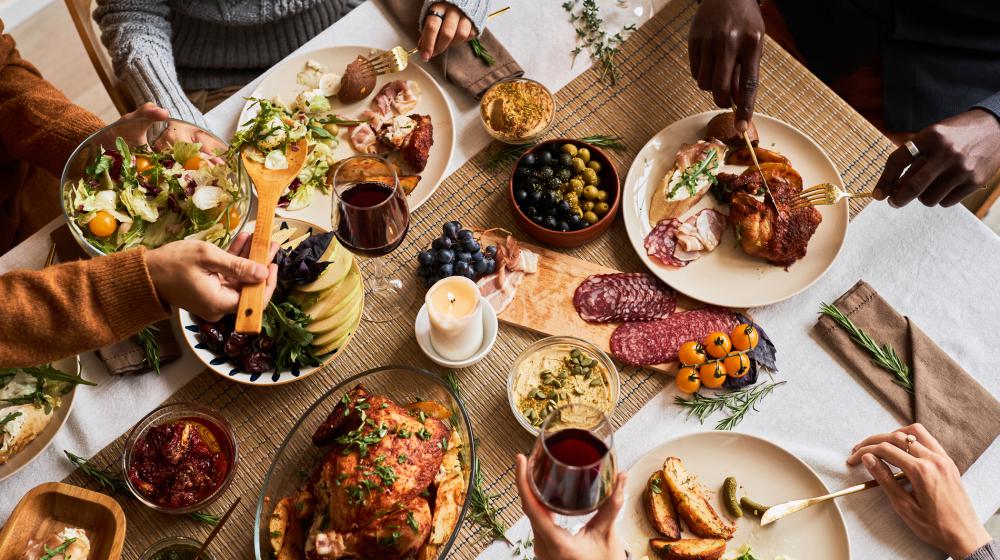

{"left": 469, "top": 38, "right": 496, "bottom": 66}
{"left": 135, "top": 326, "right": 161, "bottom": 374}
{"left": 469, "top": 463, "right": 510, "bottom": 544}
{"left": 819, "top": 303, "right": 913, "bottom": 392}
{"left": 674, "top": 381, "right": 786, "bottom": 430}
{"left": 187, "top": 511, "right": 220, "bottom": 526}
{"left": 64, "top": 450, "right": 130, "bottom": 495}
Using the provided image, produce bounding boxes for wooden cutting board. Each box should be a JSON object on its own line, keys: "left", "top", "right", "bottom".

{"left": 485, "top": 235, "right": 701, "bottom": 375}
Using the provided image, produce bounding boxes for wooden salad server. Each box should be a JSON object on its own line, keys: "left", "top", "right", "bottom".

{"left": 235, "top": 139, "right": 308, "bottom": 333}
{"left": 760, "top": 470, "right": 906, "bottom": 525}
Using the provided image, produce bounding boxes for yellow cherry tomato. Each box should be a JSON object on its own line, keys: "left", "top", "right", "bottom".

{"left": 730, "top": 323, "right": 759, "bottom": 351}
{"left": 698, "top": 361, "right": 727, "bottom": 389}
{"left": 723, "top": 352, "right": 751, "bottom": 378}
{"left": 88, "top": 210, "right": 117, "bottom": 238}
{"left": 703, "top": 331, "right": 732, "bottom": 359}
{"left": 676, "top": 366, "right": 701, "bottom": 394}
{"left": 183, "top": 155, "right": 204, "bottom": 170}
{"left": 134, "top": 155, "right": 153, "bottom": 173}
{"left": 677, "top": 341, "right": 707, "bottom": 366}
{"left": 223, "top": 206, "right": 241, "bottom": 230}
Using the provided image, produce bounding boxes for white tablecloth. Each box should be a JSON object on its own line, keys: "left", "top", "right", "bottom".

{"left": 3, "top": 3, "right": 999, "bottom": 560}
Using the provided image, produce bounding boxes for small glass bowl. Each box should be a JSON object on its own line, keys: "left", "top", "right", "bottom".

{"left": 60, "top": 117, "right": 252, "bottom": 257}
{"left": 123, "top": 402, "right": 239, "bottom": 514}
{"left": 139, "top": 536, "right": 216, "bottom": 560}
{"left": 507, "top": 336, "right": 621, "bottom": 436}
{"left": 479, "top": 77, "right": 556, "bottom": 144}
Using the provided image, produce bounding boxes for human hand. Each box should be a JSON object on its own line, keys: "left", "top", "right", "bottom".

{"left": 419, "top": 2, "right": 476, "bottom": 61}
{"left": 846, "top": 423, "right": 991, "bottom": 559}
{"left": 688, "top": 0, "right": 764, "bottom": 132}
{"left": 145, "top": 233, "right": 279, "bottom": 321}
{"left": 873, "top": 109, "right": 1000, "bottom": 207}
{"left": 515, "top": 454, "right": 627, "bottom": 560}
{"left": 113, "top": 102, "right": 170, "bottom": 146}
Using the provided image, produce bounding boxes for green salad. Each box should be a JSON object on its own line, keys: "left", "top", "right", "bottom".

{"left": 66, "top": 138, "right": 244, "bottom": 253}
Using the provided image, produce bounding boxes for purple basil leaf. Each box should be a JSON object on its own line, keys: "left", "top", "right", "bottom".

{"left": 723, "top": 358, "right": 758, "bottom": 389}
{"left": 737, "top": 314, "right": 777, "bottom": 373}
{"left": 277, "top": 231, "right": 334, "bottom": 287}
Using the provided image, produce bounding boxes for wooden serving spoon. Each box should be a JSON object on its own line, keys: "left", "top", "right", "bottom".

{"left": 235, "top": 139, "right": 308, "bottom": 333}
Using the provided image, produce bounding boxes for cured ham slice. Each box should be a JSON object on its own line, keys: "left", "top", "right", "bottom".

{"left": 645, "top": 219, "right": 687, "bottom": 267}
{"left": 646, "top": 209, "right": 726, "bottom": 267}
{"left": 348, "top": 123, "right": 378, "bottom": 154}
{"left": 372, "top": 80, "right": 421, "bottom": 116}
{"left": 478, "top": 235, "right": 538, "bottom": 314}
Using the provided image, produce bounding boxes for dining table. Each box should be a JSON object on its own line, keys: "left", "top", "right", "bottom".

{"left": 2, "top": 0, "right": 1000, "bottom": 559}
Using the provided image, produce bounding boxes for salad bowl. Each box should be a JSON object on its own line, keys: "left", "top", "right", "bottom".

{"left": 61, "top": 117, "right": 252, "bottom": 257}
{"left": 177, "top": 217, "right": 364, "bottom": 386}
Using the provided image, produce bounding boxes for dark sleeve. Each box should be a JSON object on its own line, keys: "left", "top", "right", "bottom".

{"left": 966, "top": 540, "right": 1000, "bottom": 560}
{"left": 973, "top": 92, "right": 1000, "bottom": 121}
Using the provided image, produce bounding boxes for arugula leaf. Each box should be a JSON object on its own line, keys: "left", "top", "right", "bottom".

{"left": 262, "top": 301, "right": 319, "bottom": 371}
{"left": 308, "top": 125, "right": 336, "bottom": 140}
{"left": 40, "top": 538, "right": 76, "bottom": 560}
{"left": 85, "top": 153, "right": 113, "bottom": 178}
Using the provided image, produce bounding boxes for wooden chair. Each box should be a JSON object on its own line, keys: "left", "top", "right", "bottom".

{"left": 64, "top": 0, "right": 135, "bottom": 116}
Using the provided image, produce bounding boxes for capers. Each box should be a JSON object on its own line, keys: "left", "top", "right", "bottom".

{"left": 577, "top": 148, "right": 591, "bottom": 162}
{"left": 594, "top": 202, "right": 610, "bottom": 216}
{"left": 581, "top": 201, "right": 595, "bottom": 212}
{"left": 596, "top": 190, "right": 609, "bottom": 202}
{"left": 582, "top": 169, "right": 599, "bottom": 185}
{"left": 561, "top": 143, "right": 578, "bottom": 157}
{"left": 587, "top": 160, "right": 602, "bottom": 172}
{"left": 582, "top": 185, "right": 599, "bottom": 200}
{"left": 570, "top": 158, "right": 586, "bottom": 174}
{"left": 583, "top": 211, "right": 599, "bottom": 225}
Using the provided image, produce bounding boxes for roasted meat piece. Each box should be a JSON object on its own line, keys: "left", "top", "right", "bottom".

{"left": 402, "top": 114, "right": 433, "bottom": 172}
{"left": 728, "top": 175, "right": 821, "bottom": 267}
{"left": 304, "top": 384, "right": 449, "bottom": 559}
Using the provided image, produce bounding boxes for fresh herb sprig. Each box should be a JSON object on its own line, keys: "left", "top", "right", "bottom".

{"left": 819, "top": 303, "right": 913, "bottom": 392}
{"left": 669, "top": 149, "right": 719, "bottom": 199}
{"left": 0, "top": 364, "right": 97, "bottom": 388}
{"left": 39, "top": 538, "right": 77, "bottom": 560}
{"left": 469, "top": 462, "right": 510, "bottom": 543}
{"left": 563, "top": 0, "right": 636, "bottom": 85}
{"left": 482, "top": 134, "right": 625, "bottom": 172}
{"left": 674, "top": 381, "right": 786, "bottom": 430}
{"left": 262, "top": 301, "right": 320, "bottom": 371}
{"left": 469, "top": 38, "right": 496, "bottom": 66}
{"left": 0, "top": 411, "right": 22, "bottom": 431}
{"left": 135, "top": 326, "right": 161, "bottom": 374}
{"left": 187, "top": 511, "right": 220, "bottom": 525}
{"left": 578, "top": 134, "right": 626, "bottom": 151}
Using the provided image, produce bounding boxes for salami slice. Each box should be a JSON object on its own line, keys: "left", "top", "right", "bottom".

{"left": 610, "top": 307, "right": 739, "bottom": 366}
{"left": 644, "top": 219, "right": 687, "bottom": 267}
{"left": 573, "top": 273, "right": 676, "bottom": 323}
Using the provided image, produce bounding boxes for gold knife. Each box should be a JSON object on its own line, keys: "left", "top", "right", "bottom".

{"left": 740, "top": 129, "right": 780, "bottom": 212}
{"left": 760, "top": 471, "right": 907, "bottom": 526}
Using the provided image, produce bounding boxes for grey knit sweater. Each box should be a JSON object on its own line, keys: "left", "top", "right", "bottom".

{"left": 968, "top": 540, "right": 1000, "bottom": 560}
{"left": 94, "top": 0, "right": 490, "bottom": 127}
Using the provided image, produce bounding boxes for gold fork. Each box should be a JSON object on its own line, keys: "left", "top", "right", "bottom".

{"left": 362, "top": 6, "right": 511, "bottom": 76}
{"left": 791, "top": 182, "right": 875, "bottom": 210}
{"left": 761, "top": 471, "right": 906, "bottom": 525}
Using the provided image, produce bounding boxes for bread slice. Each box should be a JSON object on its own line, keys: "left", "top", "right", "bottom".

{"left": 644, "top": 471, "right": 681, "bottom": 539}
{"left": 661, "top": 457, "right": 735, "bottom": 539}
{"left": 648, "top": 140, "right": 725, "bottom": 224}
{"left": 649, "top": 538, "right": 727, "bottom": 560}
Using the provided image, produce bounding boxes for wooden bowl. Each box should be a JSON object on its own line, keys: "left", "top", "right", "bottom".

{"left": 508, "top": 139, "right": 621, "bottom": 248}
{"left": 0, "top": 482, "right": 126, "bottom": 560}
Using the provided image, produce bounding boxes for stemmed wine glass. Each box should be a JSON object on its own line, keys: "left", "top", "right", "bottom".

{"left": 528, "top": 403, "right": 617, "bottom": 520}
{"left": 330, "top": 155, "right": 412, "bottom": 323}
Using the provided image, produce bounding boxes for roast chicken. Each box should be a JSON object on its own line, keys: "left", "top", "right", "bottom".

{"left": 724, "top": 163, "right": 822, "bottom": 267}
{"left": 270, "top": 384, "right": 465, "bottom": 560}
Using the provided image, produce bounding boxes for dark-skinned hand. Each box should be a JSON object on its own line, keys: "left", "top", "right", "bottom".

{"left": 874, "top": 109, "right": 1000, "bottom": 207}
{"left": 688, "top": 0, "right": 764, "bottom": 132}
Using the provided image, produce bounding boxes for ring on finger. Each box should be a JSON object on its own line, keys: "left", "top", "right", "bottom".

{"left": 428, "top": 10, "right": 445, "bottom": 20}
{"left": 904, "top": 140, "right": 920, "bottom": 158}
{"left": 904, "top": 434, "right": 917, "bottom": 455}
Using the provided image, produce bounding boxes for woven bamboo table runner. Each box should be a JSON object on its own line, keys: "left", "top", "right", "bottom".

{"left": 63, "top": 1, "right": 894, "bottom": 557}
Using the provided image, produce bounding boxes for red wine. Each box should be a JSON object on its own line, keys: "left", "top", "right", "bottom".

{"left": 531, "top": 428, "right": 611, "bottom": 514}
{"left": 335, "top": 181, "right": 409, "bottom": 257}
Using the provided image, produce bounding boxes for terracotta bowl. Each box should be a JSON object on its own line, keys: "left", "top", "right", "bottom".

{"left": 508, "top": 139, "right": 621, "bottom": 248}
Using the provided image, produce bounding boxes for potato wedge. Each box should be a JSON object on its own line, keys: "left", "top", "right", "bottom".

{"left": 649, "top": 538, "right": 727, "bottom": 560}
{"left": 333, "top": 156, "right": 400, "bottom": 182}
{"left": 407, "top": 400, "right": 452, "bottom": 420}
{"left": 661, "top": 458, "right": 735, "bottom": 540}
{"left": 367, "top": 175, "right": 421, "bottom": 194}
{"left": 725, "top": 146, "right": 790, "bottom": 166}
{"left": 644, "top": 471, "right": 681, "bottom": 539}
{"left": 269, "top": 497, "right": 305, "bottom": 559}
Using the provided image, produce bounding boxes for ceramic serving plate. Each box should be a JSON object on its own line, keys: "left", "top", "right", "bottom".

{"left": 619, "top": 431, "right": 850, "bottom": 559}
{"left": 238, "top": 45, "right": 456, "bottom": 225}
{"left": 622, "top": 111, "right": 849, "bottom": 308}
{"left": 177, "top": 218, "right": 363, "bottom": 386}
{"left": 0, "top": 355, "right": 80, "bottom": 482}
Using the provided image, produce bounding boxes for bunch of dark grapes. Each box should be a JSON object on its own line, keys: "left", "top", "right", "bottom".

{"left": 417, "top": 221, "right": 499, "bottom": 288}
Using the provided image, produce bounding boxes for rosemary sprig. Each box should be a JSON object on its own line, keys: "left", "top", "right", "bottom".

{"left": 819, "top": 303, "right": 913, "bottom": 393}
{"left": 563, "top": 0, "right": 636, "bottom": 85}
{"left": 468, "top": 461, "right": 510, "bottom": 543}
{"left": 578, "top": 134, "right": 626, "bottom": 151}
{"left": 674, "top": 381, "right": 786, "bottom": 430}
{"left": 187, "top": 511, "right": 220, "bottom": 525}
{"left": 135, "top": 326, "right": 161, "bottom": 374}
{"left": 469, "top": 38, "right": 496, "bottom": 66}
{"left": 483, "top": 142, "right": 535, "bottom": 172}
{"left": 64, "top": 450, "right": 130, "bottom": 495}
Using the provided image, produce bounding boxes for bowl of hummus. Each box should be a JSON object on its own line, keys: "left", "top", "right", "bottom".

{"left": 480, "top": 78, "right": 556, "bottom": 144}
{"left": 507, "top": 336, "right": 620, "bottom": 435}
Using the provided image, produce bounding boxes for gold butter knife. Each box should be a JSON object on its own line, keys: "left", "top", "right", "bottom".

{"left": 760, "top": 470, "right": 906, "bottom": 526}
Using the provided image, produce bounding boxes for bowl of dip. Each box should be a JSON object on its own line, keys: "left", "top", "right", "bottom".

{"left": 480, "top": 78, "right": 556, "bottom": 144}
{"left": 507, "top": 336, "right": 620, "bottom": 435}
{"left": 139, "top": 536, "right": 216, "bottom": 560}
{"left": 123, "top": 403, "right": 238, "bottom": 514}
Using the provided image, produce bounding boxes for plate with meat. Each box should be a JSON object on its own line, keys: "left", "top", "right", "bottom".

{"left": 619, "top": 431, "right": 850, "bottom": 559}
{"left": 256, "top": 365, "right": 474, "bottom": 560}
{"left": 622, "top": 111, "right": 848, "bottom": 308}
{"left": 237, "top": 45, "right": 455, "bottom": 227}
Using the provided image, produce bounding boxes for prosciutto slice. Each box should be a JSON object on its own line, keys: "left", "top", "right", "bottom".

{"left": 478, "top": 236, "right": 538, "bottom": 314}
{"left": 348, "top": 123, "right": 378, "bottom": 153}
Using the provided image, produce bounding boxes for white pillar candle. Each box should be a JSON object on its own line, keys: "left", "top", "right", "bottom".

{"left": 426, "top": 276, "right": 484, "bottom": 361}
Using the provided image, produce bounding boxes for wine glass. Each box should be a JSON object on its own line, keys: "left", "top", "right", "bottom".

{"left": 528, "top": 403, "right": 617, "bottom": 518}
{"left": 330, "top": 155, "right": 413, "bottom": 323}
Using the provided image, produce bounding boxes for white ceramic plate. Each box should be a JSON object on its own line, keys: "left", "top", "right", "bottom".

{"left": 623, "top": 111, "right": 848, "bottom": 308}
{"left": 620, "top": 431, "right": 850, "bottom": 559}
{"left": 177, "top": 218, "right": 363, "bottom": 386}
{"left": 0, "top": 355, "right": 80, "bottom": 482}
{"left": 238, "top": 45, "right": 456, "bottom": 226}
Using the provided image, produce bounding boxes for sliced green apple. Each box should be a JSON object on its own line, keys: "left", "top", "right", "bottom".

{"left": 298, "top": 244, "right": 353, "bottom": 293}
{"left": 305, "top": 276, "right": 362, "bottom": 333}
{"left": 311, "top": 297, "right": 362, "bottom": 350}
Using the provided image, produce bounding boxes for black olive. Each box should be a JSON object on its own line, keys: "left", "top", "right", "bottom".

{"left": 557, "top": 168, "right": 572, "bottom": 181}
{"left": 568, "top": 214, "right": 584, "bottom": 230}
{"left": 557, "top": 200, "right": 572, "bottom": 216}
{"left": 558, "top": 153, "right": 572, "bottom": 167}
{"left": 557, "top": 220, "right": 570, "bottom": 231}
{"left": 224, "top": 332, "right": 249, "bottom": 357}
{"left": 546, "top": 177, "right": 563, "bottom": 190}
{"left": 515, "top": 189, "right": 528, "bottom": 203}
{"left": 522, "top": 153, "right": 536, "bottom": 167}
{"left": 515, "top": 166, "right": 531, "bottom": 178}
{"left": 538, "top": 151, "right": 553, "bottom": 165}
{"left": 198, "top": 324, "right": 225, "bottom": 352}
{"left": 537, "top": 166, "right": 554, "bottom": 180}
{"left": 528, "top": 190, "right": 543, "bottom": 205}
{"left": 546, "top": 190, "right": 561, "bottom": 204}
{"left": 243, "top": 352, "right": 274, "bottom": 374}
{"left": 543, "top": 216, "right": 558, "bottom": 230}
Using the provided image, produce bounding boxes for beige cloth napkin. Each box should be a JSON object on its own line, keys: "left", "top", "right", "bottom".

{"left": 50, "top": 225, "right": 180, "bottom": 375}
{"left": 815, "top": 280, "right": 1000, "bottom": 473}
{"left": 380, "top": 0, "right": 523, "bottom": 98}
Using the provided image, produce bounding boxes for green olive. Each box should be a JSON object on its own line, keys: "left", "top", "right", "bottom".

{"left": 572, "top": 184, "right": 585, "bottom": 196}
{"left": 582, "top": 169, "right": 599, "bottom": 185}
{"left": 570, "top": 158, "right": 586, "bottom": 174}
{"left": 582, "top": 201, "right": 595, "bottom": 212}
{"left": 565, "top": 193, "right": 580, "bottom": 205}
{"left": 569, "top": 178, "right": 584, "bottom": 191}
{"left": 578, "top": 148, "right": 591, "bottom": 163}
{"left": 596, "top": 190, "right": 609, "bottom": 202}
{"left": 582, "top": 185, "right": 599, "bottom": 200}
{"left": 570, "top": 203, "right": 583, "bottom": 217}
{"left": 323, "top": 123, "right": 340, "bottom": 135}
{"left": 561, "top": 183, "right": 574, "bottom": 194}
{"left": 587, "top": 160, "right": 602, "bottom": 172}
{"left": 561, "top": 144, "right": 578, "bottom": 157}
{"left": 583, "top": 211, "right": 599, "bottom": 225}
{"left": 594, "top": 202, "right": 610, "bottom": 215}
